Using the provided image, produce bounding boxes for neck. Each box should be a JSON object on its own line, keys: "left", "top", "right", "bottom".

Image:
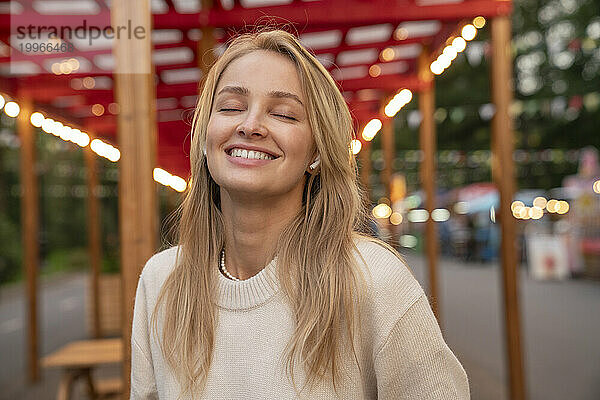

{"left": 219, "top": 186, "right": 303, "bottom": 280}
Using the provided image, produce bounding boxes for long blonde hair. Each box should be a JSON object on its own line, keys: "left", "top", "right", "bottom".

{"left": 152, "top": 28, "right": 379, "bottom": 397}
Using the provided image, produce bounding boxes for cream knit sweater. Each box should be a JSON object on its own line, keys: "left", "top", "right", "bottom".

{"left": 131, "top": 238, "right": 470, "bottom": 399}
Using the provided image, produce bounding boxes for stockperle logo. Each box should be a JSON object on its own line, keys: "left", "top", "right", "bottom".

{"left": 8, "top": 4, "right": 150, "bottom": 76}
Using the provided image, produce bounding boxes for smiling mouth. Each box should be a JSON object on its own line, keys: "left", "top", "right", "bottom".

{"left": 227, "top": 148, "right": 279, "bottom": 160}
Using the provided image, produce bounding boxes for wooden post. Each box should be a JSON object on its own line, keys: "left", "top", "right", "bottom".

{"left": 18, "top": 96, "right": 39, "bottom": 382}
{"left": 358, "top": 138, "right": 372, "bottom": 204}
{"left": 490, "top": 15, "right": 527, "bottom": 400}
{"left": 381, "top": 114, "right": 397, "bottom": 246}
{"left": 418, "top": 50, "right": 440, "bottom": 322}
{"left": 111, "top": 0, "right": 158, "bottom": 396}
{"left": 85, "top": 147, "right": 102, "bottom": 339}
{"left": 381, "top": 116, "right": 395, "bottom": 200}
{"left": 199, "top": 0, "right": 215, "bottom": 75}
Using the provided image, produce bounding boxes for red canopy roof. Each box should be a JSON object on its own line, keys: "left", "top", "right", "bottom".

{"left": 0, "top": 0, "right": 511, "bottom": 177}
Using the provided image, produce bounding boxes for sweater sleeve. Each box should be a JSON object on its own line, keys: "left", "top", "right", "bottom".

{"left": 130, "top": 273, "right": 159, "bottom": 400}
{"left": 374, "top": 294, "right": 470, "bottom": 399}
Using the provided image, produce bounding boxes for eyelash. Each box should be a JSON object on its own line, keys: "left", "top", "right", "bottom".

{"left": 273, "top": 113, "right": 297, "bottom": 121}
{"left": 218, "top": 108, "right": 297, "bottom": 121}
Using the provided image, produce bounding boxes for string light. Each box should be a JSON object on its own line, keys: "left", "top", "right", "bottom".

{"left": 442, "top": 46, "right": 458, "bottom": 61}
{"left": 431, "top": 208, "right": 450, "bottom": 222}
{"left": 350, "top": 139, "right": 362, "bottom": 155}
{"left": 91, "top": 139, "right": 120, "bottom": 162}
{"left": 2, "top": 93, "right": 185, "bottom": 192}
{"left": 546, "top": 199, "right": 558, "bottom": 213}
{"left": 384, "top": 89, "right": 412, "bottom": 117}
{"left": 380, "top": 47, "right": 395, "bottom": 62}
{"left": 408, "top": 209, "right": 429, "bottom": 223}
{"left": 533, "top": 196, "right": 547, "bottom": 209}
{"left": 4, "top": 101, "right": 20, "bottom": 117}
{"left": 451, "top": 37, "right": 467, "bottom": 52}
{"left": 430, "top": 61, "right": 443, "bottom": 75}
{"left": 512, "top": 198, "right": 571, "bottom": 219}
{"left": 428, "top": 22, "right": 483, "bottom": 76}
{"left": 41, "top": 118, "right": 55, "bottom": 134}
{"left": 153, "top": 168, "right": 187, "bottom": 192}
{"left": 361, "top": 119, "right": 382, "bottom": 141}
{"left": 390, "top": 212, "right": 403, "bottom": 225}
{"left": 593, "top": 180, "right": 600, "bottom": 194}
{"left": 473, "top": 16, "right": 486, "bottom": 29}
{"left": 30, "top": 112, "right": 45, "bottom": 127}
{"left": 369, "top": 65, "right": 381, "bottom": 77}
{"left": 372, "top": 203, "right": 392, "bottom": 219}
{"left": 461, "top": 24, "right": 477, "bottom": 41}
{"left": 556, "top": 201, "right": 569, "bottom": 214}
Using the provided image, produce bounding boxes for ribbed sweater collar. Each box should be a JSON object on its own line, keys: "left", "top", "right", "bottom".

{"left": 214, "top": 255, "right": 280, "bottom": 311}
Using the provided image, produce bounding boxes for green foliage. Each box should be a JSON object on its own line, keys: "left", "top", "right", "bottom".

{"left": 0, "top": 114, "right": 123, "bottom": 285}
{"left": 102, "top": 251, "right": 120, "bottom": 275}
{"left": 388, "top": 0, "right": 600, "bottom": 192}
{"left": 42, "top": 247, "right": 89, "bottom": 275}
{"left": 0, "top": 215, "right": 23, "bottom": 284}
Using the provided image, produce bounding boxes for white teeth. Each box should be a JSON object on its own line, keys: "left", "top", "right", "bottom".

{"left": 230, "top": 148, "right": 274, "bottom": 160}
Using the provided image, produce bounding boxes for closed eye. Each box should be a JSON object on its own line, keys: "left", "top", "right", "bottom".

{"left": 273, "top": 113, "right": 297, "bottom": 121}
{"left": 219, "top": 108, "right": 243, "bottom": 112}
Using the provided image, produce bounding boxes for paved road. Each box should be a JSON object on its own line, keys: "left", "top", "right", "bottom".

{"left": 404, "top": 252, "right": 600, "bottom": 400}
{"left": 1, "top": 255, "right": 599, "bottom": 399}
{"left": 0, "top": 272, "right": 92, "bottom": 400}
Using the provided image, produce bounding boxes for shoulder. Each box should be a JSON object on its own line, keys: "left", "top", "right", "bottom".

{"left": 138, "top": 246, "right": 180, "bottom": 300}
{"left": 131, "top": 247, "right": 180, "bottom": 338}
{"left": 352, "top": 234, "right": 424, "bottom": 309}
{"left": 351, "top": 234, "right": 426, "bottom": 350}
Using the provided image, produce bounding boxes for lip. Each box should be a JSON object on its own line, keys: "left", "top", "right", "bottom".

{"left": 224, "top": 144, "right": 281, "bottom": 158}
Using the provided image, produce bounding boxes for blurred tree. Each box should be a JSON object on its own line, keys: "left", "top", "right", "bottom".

{"left": 391, "top": 0, "right": 599, "bottom": 191}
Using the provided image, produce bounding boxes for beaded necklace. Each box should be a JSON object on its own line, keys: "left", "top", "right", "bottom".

{"left": 219, "top": 248, "right": 241, "bottom": 281}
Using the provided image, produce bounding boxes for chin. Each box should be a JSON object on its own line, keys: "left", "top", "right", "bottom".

{"left": 219, "top": 179, "right": 271, "bottom": 195}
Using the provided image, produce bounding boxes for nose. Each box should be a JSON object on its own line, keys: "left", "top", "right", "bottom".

{"left": 236, "top": 108, "right": 267, "bottom": 138}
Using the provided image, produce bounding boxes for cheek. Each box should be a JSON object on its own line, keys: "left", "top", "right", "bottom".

{"left": 290, "top": 129, "right": 315, "bottom": 162}
{"left": 206, "top": 116, "right": 226, "bottom": 145}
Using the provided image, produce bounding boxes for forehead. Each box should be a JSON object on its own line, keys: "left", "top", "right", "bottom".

{"left": 215, "top": 50, "right": 304, "bottom": 99}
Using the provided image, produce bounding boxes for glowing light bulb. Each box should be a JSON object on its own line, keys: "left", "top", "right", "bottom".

{"left": 462, "top": 24, "right": 477, "bottom": 41}
{"left": 30, "top": 112, "right": 45, "bottom": 127}
{"left": 351, "top": 139, "right": 362, "bottom": 155}
{"left": 4, "top": 101, "right": 20, "bottom": 117}
{"left": 451, "top": 37, "right": 467, "bottom": 52}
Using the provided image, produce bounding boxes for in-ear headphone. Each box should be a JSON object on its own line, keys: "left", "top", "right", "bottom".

{"left": 203, "top": 144, "right": 207, "bottom": 156}
{"left": 309, "top": 156, "right": 320, "bottom": 171}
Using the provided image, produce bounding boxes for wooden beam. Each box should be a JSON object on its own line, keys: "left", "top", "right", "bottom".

{"left": 417, "top": 49, "right": 440, "bottom": 323}
{"left": 111, "top": 1, "right": 158, "bottom": 396}
{"left": 2, "top": 1, "right": 512, "bottom": 33}
{"left": 18, "top": 96, "right": 39, "bottom": 382}
{"left": 340, "top": 74, "right": 427, "bottom": 93}
{"left": 490, "top": 15, "right": 527, "bottom": 400}
{"left": 85, "top": 147, "right": 102, "bottom": 339}
{"left": 206, "top": 0, "right": 512, "bottom": 28}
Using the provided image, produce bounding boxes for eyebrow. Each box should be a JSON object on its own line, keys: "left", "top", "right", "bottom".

{"left": 217, "top": 85, "right": 304, "bottom": 106}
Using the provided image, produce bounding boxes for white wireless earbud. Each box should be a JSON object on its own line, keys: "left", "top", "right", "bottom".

{"left": 203, "top": 144, "right": 207, "bottom": 156}
{"left": 309, "top": 156, "right": 320, "bottom": 171}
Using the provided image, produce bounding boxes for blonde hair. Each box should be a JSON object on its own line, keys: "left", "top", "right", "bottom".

{"left": 152, "top": 28, "right": 384, "bottom": 397}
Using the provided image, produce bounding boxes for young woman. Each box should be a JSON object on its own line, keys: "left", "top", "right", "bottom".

{"left": 131, "top": 29, "right": 470, "bottom": 399}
